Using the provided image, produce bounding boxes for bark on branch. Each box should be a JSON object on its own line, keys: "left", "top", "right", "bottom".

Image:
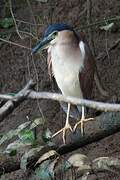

{"left": 0, "top": 112, "right": 120, "bottom": 175}
{"left": 0, "top": 80, "right": 35, "bottom": 121}
{"left": 0, "top": 83, "right": 120, "bottom": 123}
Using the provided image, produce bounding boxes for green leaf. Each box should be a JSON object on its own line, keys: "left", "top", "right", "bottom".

{"left": 30, "top": 117, "right": 45, "bottom": 129}
{"left": 100, "top": 22, "right": 114, "bottom": 31}
{"left": 9, "top": 149, "right": 17, "bottom": 156}
{"left": 0, "top": 134, "right": 3, "bottom": 139}
{"left": 0, "top": 121, "right": 31, "bottom": 146}
{"left": 18, "top": 129, "right": 35, "bottom": 145}
{"left": 0, "top": 18, "right": 14, "bottom": 29}
{"left": 20, "top": 146, "right": 44, "bottom": 170}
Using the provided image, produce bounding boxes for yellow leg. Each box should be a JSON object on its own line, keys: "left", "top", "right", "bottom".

{"left": 73, "top": 106, "right": 94, "bottom": 135}
{"left": 52, "top": 103, "right": 72, "bottom": 144}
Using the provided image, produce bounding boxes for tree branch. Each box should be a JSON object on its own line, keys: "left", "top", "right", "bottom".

{"left": 28, "top": 91, "right": 120, "bottom": 112}
{"left": 0, "top": 89, "right": 120, "bottom": 120}
{"left": 0, "top": 80, "right": 35, "bottom": 121}
{"left": 58, "top": 112, "right": 120, "bottom": 155}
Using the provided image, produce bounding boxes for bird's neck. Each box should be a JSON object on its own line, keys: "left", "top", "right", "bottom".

{"left": 52, "top": 40, "right": 80, "bottom": 62}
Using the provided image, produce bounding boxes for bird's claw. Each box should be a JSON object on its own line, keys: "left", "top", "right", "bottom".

{"left": 52, "top": 123, "right": 73, "bottom": 144}
{"left": 62, "top": 123, "right": 73, "bottom": 144}
{"left": 73, "top": 117, "right": 94, "bottom": 135}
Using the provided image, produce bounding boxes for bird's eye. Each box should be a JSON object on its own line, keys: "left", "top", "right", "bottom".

{"left": 52, "top": 31, "right": 58, "bottom": 38}
{"left": 53, "top": 31, "right": 58, "bottom": 36}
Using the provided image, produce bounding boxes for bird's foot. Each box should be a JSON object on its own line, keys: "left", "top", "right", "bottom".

{"left": 52, "top": 122, "right": 73, "bottom": 144}
{"left": 73, "top": 117, "right": 94, "bottom": 135}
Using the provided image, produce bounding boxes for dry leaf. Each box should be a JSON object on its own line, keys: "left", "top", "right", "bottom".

{"left": 36, "top": 150, "right": 58, "bottom": 165}
{"left": 68, "top": 153, "right": 91, "bottom": 171}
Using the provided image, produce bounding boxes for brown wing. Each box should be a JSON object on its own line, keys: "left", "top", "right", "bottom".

{"left": 47, "top": 51, "right": 59, "bottom": 92}
{"left": 79, "top": 32, "right": 95, "bottom": 99}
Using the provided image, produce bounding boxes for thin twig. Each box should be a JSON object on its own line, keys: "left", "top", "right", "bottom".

{"left": 87, "top": 0, "right": 92, "bottom": 42}
{"left": 19, "top": 30, "right": 38, "bottom": 40}
{"left": 16, "top": 19, "right": 43, "bottom": 26}
{"left": 26, "top": 0, "right": 38, "bottom": 37}
{"left": 26, "top": 2, "right": 45, "bottom": 121}
{"left": 86, "top": 0, "right": 96, "bottom": 56}
{"left": 0, "top": 29, "right": 38, "bottom": 40}
{"left": 97, "top": 38, "right": 120, "bottom": 61}
{"left": 76, "top": 16, "right": 120, "bottom": 30}
{"left": 105, "top": 31, "right": 110, "bottom": 59}
{"left": 0, "top": 37, "right": 31, "bottom": 50}
{"left": 29, "top": 25, "right": 46, "bottom": 122}
{"left": 9, "top": 0, "right": 23, "bottom": 39}
{"left": 26, "top": 54, "right": 31, "bottom": 78}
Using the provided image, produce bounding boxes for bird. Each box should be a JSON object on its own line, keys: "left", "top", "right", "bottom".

{"left": 32, "top": 23, "right": 108, "bottom": 144}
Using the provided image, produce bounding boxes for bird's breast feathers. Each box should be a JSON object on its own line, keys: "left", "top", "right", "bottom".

{"left": 48, "top": 41, "right": 86, "bottom": 98}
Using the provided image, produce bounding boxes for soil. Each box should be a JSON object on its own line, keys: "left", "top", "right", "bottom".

{"left": 0, "top": 0, "right": 120, "bottom": 179}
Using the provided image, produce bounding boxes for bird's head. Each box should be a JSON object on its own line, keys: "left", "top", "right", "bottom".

{"left": 32, "top": 23, "right": 76, "bottom": 54}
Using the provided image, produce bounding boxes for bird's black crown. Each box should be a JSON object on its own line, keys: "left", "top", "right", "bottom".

{"left": 43, "top": 23, "right": 74, "bottom": 38}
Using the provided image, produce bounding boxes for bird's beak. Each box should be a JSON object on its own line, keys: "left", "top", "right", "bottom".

{"left": 32, "top": 35, "right": 54, "bottom": 54}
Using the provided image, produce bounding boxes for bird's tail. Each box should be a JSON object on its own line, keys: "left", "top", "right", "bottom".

{"left": 60, "top": 102, "right": 82, "bottom": 119}
{"left": 60, "top": 102, "right": 88, "bottom": 119}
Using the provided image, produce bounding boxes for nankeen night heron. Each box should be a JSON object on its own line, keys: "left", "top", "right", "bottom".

{"left": 32, "top": 23, "right": 107, "bottom": 144}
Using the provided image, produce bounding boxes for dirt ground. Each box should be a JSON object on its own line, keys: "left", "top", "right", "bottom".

{"left": 0, "top": 0, "right": 120, "bottom": 179}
